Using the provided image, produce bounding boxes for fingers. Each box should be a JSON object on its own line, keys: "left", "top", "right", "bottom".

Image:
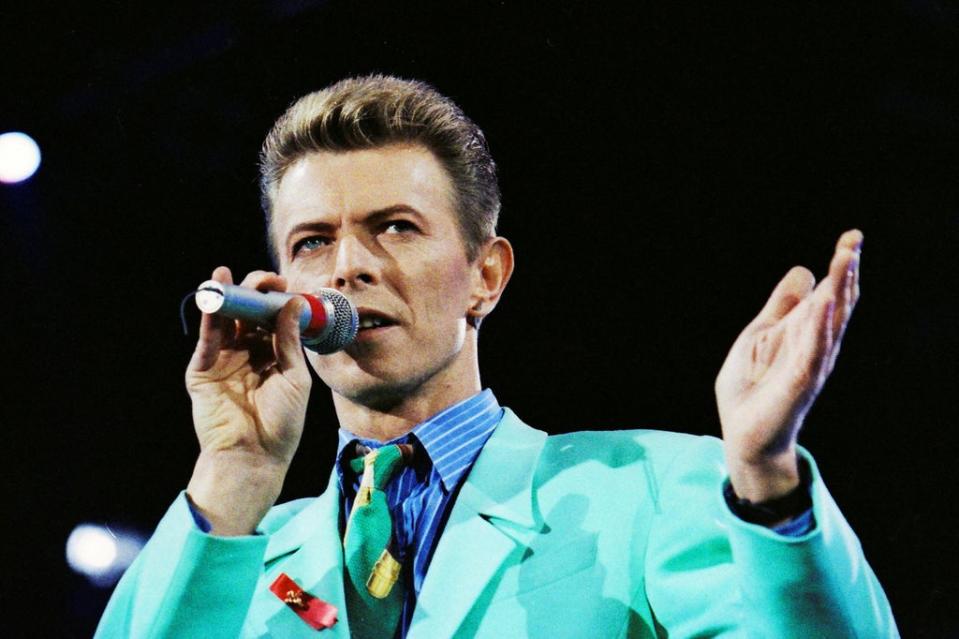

{"left": 836, "top": 228, "right": 864, "bottom": 254}
{"left": 789, "top": 292, "right": 835, "bottom": 397}
{"left": 826, "top": 230, "right": 863, "bottom": 371}
{"left": 823, "top": 229, "right": 861, "bottom": 298}
{"left": 238, "top": 270, "right": 289, "bottom": 293}
{"left": 797, "top": 229, "right": 862, "bottom": 382}
{"left": 231, "top": 270, "right": 295, "bottom": 374}
{"left": 189, "top": 268, "right": 291, "bottom": 374}
{"left": 813, "top": 295, "right": 835, "bottom": 380}
{"left": 274, "top": 297, "right": 312, "bottom": 388}
{"left": 836, "top": 228, "right": 862, "bottom": 314}
{"left": 235, "top": 270, "right": 289, "bottom": 336}
{"left": 190, "top": 266, "right": 236, "bottom": 372}
{"left": 814, "top": 229, "right": 862, "bottom": 342}
{"left": 753, "top": 266, "right": 815, "bottom": 329}
{"left": 215, "top": 270, "right": 309, "bottom": 387}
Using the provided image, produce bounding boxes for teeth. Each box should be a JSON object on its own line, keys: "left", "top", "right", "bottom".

{"left": 359, "top": 317, "right": 386, "bottom": 329}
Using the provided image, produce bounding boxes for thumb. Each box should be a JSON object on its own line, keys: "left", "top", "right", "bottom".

{"left": 753, "top": 266, "right": 815, "bottom": 328}
{"left": 274, "top": 297, "right": 311, "bottom": 387}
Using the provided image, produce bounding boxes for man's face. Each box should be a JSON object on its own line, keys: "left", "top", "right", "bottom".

{"left": 271, "top": 144, "right": 480, "bottom": 408}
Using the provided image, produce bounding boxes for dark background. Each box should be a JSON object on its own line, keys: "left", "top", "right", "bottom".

{"left": 2, "top": 2, "right": 956, "bottom": 636}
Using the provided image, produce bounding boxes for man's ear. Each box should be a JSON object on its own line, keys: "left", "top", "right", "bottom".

{"left": 467, "top": 237, "right": 514, "bottom": 329}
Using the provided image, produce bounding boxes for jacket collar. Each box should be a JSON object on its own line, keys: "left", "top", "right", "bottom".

{"left": 257, "top": 408, "right": 548, "bottom": 638}
{"left": 261, "top": 408, "right": 546, "bottom": 558}
{"left": 409, "top": 409, "right": 548, "bottom": 638}
{"left": 451, "top": 408, "right": 546, "bottom": 529}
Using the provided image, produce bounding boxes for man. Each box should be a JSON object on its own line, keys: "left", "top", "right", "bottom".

{"left": 96, "top": 75, "right": 898, "bottom": 637}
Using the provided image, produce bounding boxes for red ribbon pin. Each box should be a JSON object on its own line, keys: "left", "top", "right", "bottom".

{"left": 269, "top": 572, "right": 338, "bottom": 630}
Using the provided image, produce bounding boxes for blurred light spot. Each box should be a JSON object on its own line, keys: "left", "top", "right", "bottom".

{"left": 66, "top": 525, "right": 117, "bottom": 572}
{"left": 0, "top": 131, "right": 42, "bottom": 184}
{"left": 66, "top": 523, "right": 144, "bottom": 587}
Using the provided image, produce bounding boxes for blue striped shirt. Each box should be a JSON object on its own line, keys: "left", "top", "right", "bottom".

{"left": 336, "top": 389, "right": 502, "bottom": 638}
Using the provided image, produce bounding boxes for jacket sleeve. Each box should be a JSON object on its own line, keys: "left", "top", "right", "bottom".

{"left": 94, "top": 491, "right": 269, "bottom": 639}
{"left": 642, "top": 437, "right": 899, "bottom": 638}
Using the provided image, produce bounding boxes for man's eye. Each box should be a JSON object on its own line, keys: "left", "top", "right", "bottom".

{"left": 383, "top": 220, "right": 418, "bottom": 234}
{"left": 292, "top": 236, "right": 330, "bottom": 256}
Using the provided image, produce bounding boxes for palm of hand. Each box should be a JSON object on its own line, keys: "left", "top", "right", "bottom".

{"left": 716, "top": 283, "right": 832, "bottom": 464}
{"left": 188, "top": 344, "right": 309, "bottom": 465}
{"left": 716, "top": 230, "right": 862, "bottom": 469}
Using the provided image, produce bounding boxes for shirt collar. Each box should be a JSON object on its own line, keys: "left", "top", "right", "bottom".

{"left": 335, "top": 388, "right": 502, "bottom": 493}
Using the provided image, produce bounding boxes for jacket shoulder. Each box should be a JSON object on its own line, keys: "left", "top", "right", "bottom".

{"left": 538, "top": 426, "right": 722, "bottom": 472}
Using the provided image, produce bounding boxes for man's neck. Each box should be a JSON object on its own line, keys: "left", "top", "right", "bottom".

{"left": 332, "top": 362, "right": 483, "bottom": 443}
{"left": 330, "top": 328, "right": 486, "bottom": 441}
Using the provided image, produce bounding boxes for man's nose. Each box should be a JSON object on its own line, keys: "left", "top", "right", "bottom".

{"left": 331, "top": 233, "right": 379, "bottom": 289}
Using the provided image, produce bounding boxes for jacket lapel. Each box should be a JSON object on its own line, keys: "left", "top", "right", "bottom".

{"left": 409, "top": 409, "right": 547, "bottom": 638}
{"left": 252, "top": 471, "right": 351, "bottom": 637}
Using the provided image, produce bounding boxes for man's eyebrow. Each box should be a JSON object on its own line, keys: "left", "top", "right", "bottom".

{"left": 364, "top": 204, "right": 425, "bottom": 224}
{"left": 284, "top": 205, "right": 425, "bottom": 240}
{"left": 285, "top": 220, "right": 336, "bottom": 241}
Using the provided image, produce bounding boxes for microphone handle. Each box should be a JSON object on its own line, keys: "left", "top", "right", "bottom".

{"left": 195, "top": 280, "right": 316, "bottom": 333}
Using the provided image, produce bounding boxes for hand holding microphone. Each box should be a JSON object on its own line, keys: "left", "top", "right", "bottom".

{"left": 184, "top": 267, "right": 349, "bottom": 535}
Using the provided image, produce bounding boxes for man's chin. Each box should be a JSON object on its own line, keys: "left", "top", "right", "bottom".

{"left": 329, "top": 379, "right": 419, "bottom": 413}
{"left": 311, "top": 346, "right": 465, "bottom": 414}
{"left": 321, "top": 364, "right": 428, "bottom": 412}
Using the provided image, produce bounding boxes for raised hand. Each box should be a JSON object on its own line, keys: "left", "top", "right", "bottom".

{"left": 185, "top": 266, "right": 313, "bottom": 534}
{"left": 715, "top": 230, "right": 862, "bottom": 502}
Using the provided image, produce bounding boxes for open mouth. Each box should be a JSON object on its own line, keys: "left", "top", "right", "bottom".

{"left": 357, "top": 309, "right": 397, "bottom": 332}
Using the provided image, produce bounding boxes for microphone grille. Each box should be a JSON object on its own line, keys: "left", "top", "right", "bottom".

{"left": 309, "top": 288, "right": 358, "bottom": 354}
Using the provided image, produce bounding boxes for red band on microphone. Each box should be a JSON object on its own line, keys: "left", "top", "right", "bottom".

{"left": 300, "top": 294, "right": 327, "bottom": 339}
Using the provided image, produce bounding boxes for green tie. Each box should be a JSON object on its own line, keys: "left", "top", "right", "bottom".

{"left": 343, "top": 444, "right": 412, "bottom": 639}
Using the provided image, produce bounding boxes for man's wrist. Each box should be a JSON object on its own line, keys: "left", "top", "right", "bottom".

{"left": 723, "top": 466, "right": 812, "bottom": 528}
{"left": 725, "top": 447, "right": 801, "bottom": 503}
{"left": 185, "top": 492, "right": 214, "bottom": 533}
{"left": 186, "top": 450, "right": 288, "bottom": 536}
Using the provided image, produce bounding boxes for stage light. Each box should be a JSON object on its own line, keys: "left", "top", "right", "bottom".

{"left": 66, "top": 523, "right": 144, "bottom": 587}
{"left": 0, "top": 131, "right": 41, "bottom": 184}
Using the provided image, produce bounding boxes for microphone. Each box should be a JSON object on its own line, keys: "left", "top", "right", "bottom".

{"left": 194, "top": 280, "right": 359, "bottom": 354}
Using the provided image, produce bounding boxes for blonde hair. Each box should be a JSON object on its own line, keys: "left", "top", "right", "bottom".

{"left": 259, "top": 74, "right": 500, "bottom": 263}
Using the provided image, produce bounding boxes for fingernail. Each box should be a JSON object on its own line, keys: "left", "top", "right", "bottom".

{"left": 852, "top": 232, "right": 863, "bottom": 252}
{"left": 294, "top": 298, "right": 309, "bottom": 317}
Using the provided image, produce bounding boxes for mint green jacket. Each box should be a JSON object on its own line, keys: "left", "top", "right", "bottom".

{"left": 95, "top": 409, "right": 898, "bottom": 637}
